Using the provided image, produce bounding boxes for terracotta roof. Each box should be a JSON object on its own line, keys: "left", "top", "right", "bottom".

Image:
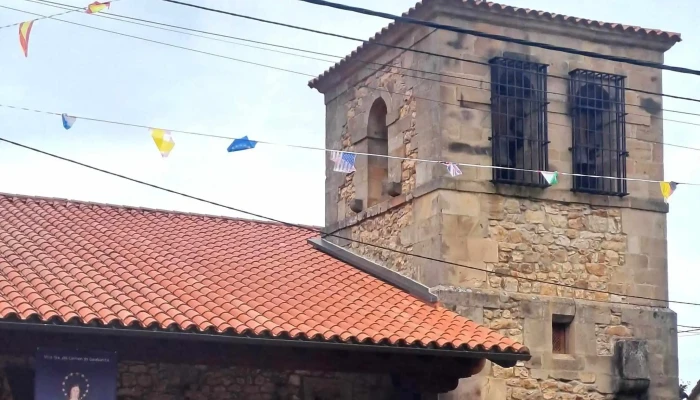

{"left": 309, "top": 0, "right": 681, "bottom": 89}
{"left": 0, "top": 194, "right": 527, "bottom": 356}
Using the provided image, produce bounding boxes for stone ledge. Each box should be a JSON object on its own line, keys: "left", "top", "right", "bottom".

{"left": 326, "top": 178, "right": 668, "bottom": 234}
{"left": 431, "top": 286, "right": 675, "bottom": 314}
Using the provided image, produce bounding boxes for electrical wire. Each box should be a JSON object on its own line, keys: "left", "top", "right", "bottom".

{"left": 22, "top": 0, "right": 338, "bottom": 63}
{"left": 4, "top": 3, "right": 700, "bottom": 157}
{"left": 0, "top": 4, "right": 317, "bottom": 78}
{"left": 27, "top": 0, "right": 700, "bottom": 121}
{"left": 1, "top": 102, "right": 697, "bottom": 185}
{"left": 6, "top": 0, "right": 698, "bottom": 330}
{"left": 15, "top": 0, "right": 700, "bottom": 129}
{"left": 298, "top": 0, "right": 698, "bottom": 76}
{"left": 160, "top": 0, "right": 700, "bottom": 105}
{"left": 0, "top": 135, "right": 697, "bottom": 310}
{"left": 0, "top": 0, "right": 119, "bottom": 29}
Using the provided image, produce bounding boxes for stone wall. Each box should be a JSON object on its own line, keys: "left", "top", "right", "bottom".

{"left": 487, "top": 198, "right": 625, "bottom": 302}
{"left": 0, "top": 356, "right": 397, "bottom": 400}
{"left": 345, "top": 203, "right": 417, "bottom": 280}
{"left": 318, "top": 1, "right": 677, "bottom": 399}
{"left": 436, "top": 289, "right": 678, "bottom": 400}
{"left": 333, "top": 68, "right": 420, "bottom": 222}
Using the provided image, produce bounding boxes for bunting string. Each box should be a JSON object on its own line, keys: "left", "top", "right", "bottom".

{"left": 6, "top": 1, "right": 700, "bottom": 133}
{"left": 0, "top": 103, "right": 693, "bottom": 200}
{"left": 9, "top": 1, "right": 113, "bottom": 57}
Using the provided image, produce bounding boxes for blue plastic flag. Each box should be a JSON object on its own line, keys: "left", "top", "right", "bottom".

{"left": 61, "top": 113, "right": 76, "bottom": 130}
{"left": 227, "top": 136, "right": 257, "bottom": 152}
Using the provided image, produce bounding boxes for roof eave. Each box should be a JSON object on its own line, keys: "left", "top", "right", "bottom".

{"left": 0, "top": 319, "right": 530, "bottom": 366}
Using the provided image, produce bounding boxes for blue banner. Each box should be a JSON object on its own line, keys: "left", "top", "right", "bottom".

{"left": 35, "top": 348, "right": 117, "bottom": 400}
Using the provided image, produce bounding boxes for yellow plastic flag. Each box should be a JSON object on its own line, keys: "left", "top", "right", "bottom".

{"left": 19, "top": 21, "right": 34, "bottom": 57}
{"left": 151, "top": 128, "right": 175, "bottom": 158}
{"left": 86, "top": 1, "right": 110, "bottom": 14}
{"left": 659, "top": 181, "right": 678, "bottom": 203}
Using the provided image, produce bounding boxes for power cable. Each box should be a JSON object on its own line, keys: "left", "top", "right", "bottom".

{"left": 299, "top": 0, "right": 698, "bottom": 76}
{"left": 22, "top": 0, "right": 338, "bottom": 63}
{"left": 160, "top": 0, "right": 700, "bottom": 105}
{"left": 16, "top": 0, "right": 700, "bottom": 128}
{"left": 0, "top": 135, "right": 696, "bottom": 309}
{"left": 7, "top": 0, "right": 697, "bottom": 329}
{"left": 4, "top": 4, "right": 700, "bottom": 156}
{"left": 2, "top": 101, "right": 699, "bottom": 185}
{"left": 0, "top": 0, "right": 120, "bottom": 29}
{"left": 0, "top": 4, "right": 317, "bottom": 78}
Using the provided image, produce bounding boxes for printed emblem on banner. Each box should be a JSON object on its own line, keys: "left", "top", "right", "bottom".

{"left": 35, "top": 348, "right": 117, "bottom": 400}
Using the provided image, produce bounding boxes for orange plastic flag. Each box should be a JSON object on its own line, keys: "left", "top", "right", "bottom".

{"left": 86, "top": 1, "right": 110, "bottom": 14}
{"left": 18, "top": 21, "right": 34, "bottom": 57}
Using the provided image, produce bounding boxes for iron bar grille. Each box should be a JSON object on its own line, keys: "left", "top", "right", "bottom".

{"left": 489, "top": 57, "right": 549, "bottom": 187}
{"left": 552, "top": 322, "right": 569, "bottom": 354}
{"left": 569, "top": 69, "right": 628, "bottom": 196}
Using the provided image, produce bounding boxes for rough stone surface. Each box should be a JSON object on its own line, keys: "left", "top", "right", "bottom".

{"left": 0, "top": 356, "right": 395, "bottom": 400}
{"left": 319, "top": 4, "right": 677, "bottom": 400}
{"left": 488, "top": 200, "right": 625, "bottom": 301}
{"left": 346, "top": 203, "right": 416, "bottom": 280}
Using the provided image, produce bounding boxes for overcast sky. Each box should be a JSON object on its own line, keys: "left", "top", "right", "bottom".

{"left": 1, "top": 0, "right": 698, "bottom": 383}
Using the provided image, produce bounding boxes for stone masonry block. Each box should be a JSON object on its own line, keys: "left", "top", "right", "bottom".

{"left": 549, "top": 300, "right": 576, "bottom": 319}
{"left": 519, "top": 301, "right": 545, "bottom": 319}
{"left": 621, "top": 208, "right": 666, "bottom": 239}
{"left": 457, "top": 85, "right": 490, "bottom": 106}
{"left": 413, "top": 191, "right": 441, "bottom": 221}
{"left": 447, "top": 265, "right": 488, "bottom": 288}
{"left": 443, "top": 236, "right": 499, "bottom": 264}
{"left": 442, "top": 214, "right": 487, "bottom": 238}
{"left": 523, "top": 319, "right": 549, "bottom": 352}
{"left": 640, "top": 236, "right": 667, "bottom": 258}
{"left": 438, "top": 191, "right": 481, "bottom": 217}
{"left": 414, "top": 215, "right": 442, "bottom": 243}
{"left": 440, "top": 85, "right": 457, "bottom": 104}
{"left": 570, "top": 321, "right": 597, "bottom": 356}
{"left": 550, "top": 354, "right": 585, "bottom": 371}
{"left": 414, "top": 236, "right": 447, "bottom": 287}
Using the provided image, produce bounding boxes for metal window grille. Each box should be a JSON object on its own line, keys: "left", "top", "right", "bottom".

{"left": 552, "top": 322, "right": 569, "bottom": 354}
{"left": 490, "top": 57, "right": 549, "bottom": 187}
{"left": 569, "top": 69, "right": 628, "bottom": 196}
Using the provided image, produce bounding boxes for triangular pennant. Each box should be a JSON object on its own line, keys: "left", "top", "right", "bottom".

{"left": 86, "top": 1, "right": 110, "bottom": 14}
{"left": 660, "top": 181, "right": 678, "bottom": 203}
{"left": 150, "top": 128, "right": 175, "bottom": 158}
{"left": 541, "top": 171, "right": 559, "bottom": 185}
{"left": 19, "top": 21, "right": 34, "bottom": 57}
{"left": 442, "top": 162, "right": 462, "bottom": 177}
{"left": 61, "top": 114, "right": 76, "bottom": 130}
{"left": 227, "top": 136, "right": 257, "bottom": 152}
{"left": 330, "top": 151, "right": 356, "bottom": 173}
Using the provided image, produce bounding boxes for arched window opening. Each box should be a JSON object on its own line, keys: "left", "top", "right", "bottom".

{"left": 490, "top": 57, "right": 549, "bottom": 186}
{"left": 570, "top": 70, "right": 627, "bottom": 196}
{"left": 367, "top": 98, "right": 388, "bottom": 207}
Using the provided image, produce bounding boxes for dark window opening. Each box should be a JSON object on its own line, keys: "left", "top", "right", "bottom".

{"left": 552, "top": 321, "right": 570, "bottom": 354}
{"left": 569, "top": 69, "right": 628, "bottom": 196}
{"left": 490, "top": 57, "right": 549, "bottom": 187}
{"left": 367, "top": 98, "right": 388, "bottom": 207}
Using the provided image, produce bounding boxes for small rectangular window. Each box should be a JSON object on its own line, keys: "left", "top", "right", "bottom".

{"left": 552, "top": 321, "right": 570, "bottom": 354}
{"left": 489, "top": 57, "right": 549, "bottom": 187}
{"left": 569, "top": 69, "right": 628, "bottom": 196}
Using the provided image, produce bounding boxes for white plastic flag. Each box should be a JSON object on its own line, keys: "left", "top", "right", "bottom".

{"left": 541, "top": 171, "right": 558, "bottom": 185}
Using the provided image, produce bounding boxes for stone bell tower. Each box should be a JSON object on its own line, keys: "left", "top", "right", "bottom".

{"left": 310, "top": 0, "right": 680, "bottom": 398}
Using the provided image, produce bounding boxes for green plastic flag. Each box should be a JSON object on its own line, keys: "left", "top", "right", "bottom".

{"left": 541, "top": 171, "right": 558, "bottom": 185}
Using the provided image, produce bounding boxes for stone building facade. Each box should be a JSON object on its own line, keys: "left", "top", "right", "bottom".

{"left": 311, "top": 1, "right": 680, "bottom": 399}
{"left": 0, "top": 355, "right": 397, "bottom": 400}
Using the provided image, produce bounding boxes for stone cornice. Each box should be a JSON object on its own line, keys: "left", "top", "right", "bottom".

{"left": 325, "top": 178, "right": 668, "bottom": 234}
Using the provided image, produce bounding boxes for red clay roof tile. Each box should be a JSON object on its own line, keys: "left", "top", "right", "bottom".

{"left": 309, "top": 0, "right": 681, "bottom": 89}
{"left": 0, "top": 194, "right": 527, "bottom": 355}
